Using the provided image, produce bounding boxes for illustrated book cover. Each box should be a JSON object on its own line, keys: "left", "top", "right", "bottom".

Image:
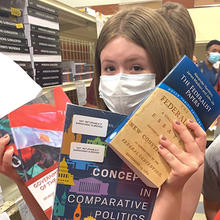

{"left": 106, "top": 55, "right": 220, "bottom": 188}
{"left": 4, "top": 86, "right": 70, "bottom": 219}
{"left": 52, "top": 104, "right": 158, "bottom": 220}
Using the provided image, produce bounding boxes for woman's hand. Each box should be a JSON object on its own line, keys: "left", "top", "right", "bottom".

{"left": 158, "top": 119, "right": 206, "bottom": 191}
{"left": 0, "top": 134, "right": 21, "bottom": 184}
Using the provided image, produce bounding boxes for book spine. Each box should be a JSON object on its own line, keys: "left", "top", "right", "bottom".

{"left": 0, "top": 28, "right": 25, "bottom": 39}
{"left": 31, "top": 32, "right": 59, "bottom": 42}
{"left": 27, "top": 7, "right": 58, "bottom": 23}
{"left": 0, "top": 7, "right": 22, "bottom": 18}
{"left": 33, "top": 46, "right": 61, "bottom": 55}
{"left": 36, "top": 68, "right": 61, "bottom": 76}
{"left": 0, "top": 44, "right": 29, "bottom": 53}
{"left": 36, "top": 78, "right": 62, "bottom": 87}
{"left": 27, "top": 0, "right": 58, "bottom": 16}
{"left": 0, "top": 36, "right": 27, "bottom": 46}
{"left": 0, "top": 16, "right": 23, "bottom": 30}
{"left": 32, "top": 40, "right": 60, "bottom": 49}
{"left": 31, "top": 24, "right": 59, "bottom": 36}
{"left": 15, "top": 61, "right": 32, "bottom": 70}
{"left": 34, "top": 62, "right": 61, "bottom": 69}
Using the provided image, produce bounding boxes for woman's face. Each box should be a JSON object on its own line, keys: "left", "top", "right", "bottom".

{"left": 100, "top": 36, "right": 155, "bottom": 76}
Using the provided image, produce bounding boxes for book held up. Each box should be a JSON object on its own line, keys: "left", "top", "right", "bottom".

{"left": 52, "top": 104, "right": 158, "bottom": 220}
{"left": 106, "top": 55, "right": 220, "bottom": 188}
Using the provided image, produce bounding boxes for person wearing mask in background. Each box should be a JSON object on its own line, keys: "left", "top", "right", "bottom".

{"left": 198, "top": 40, "right": 220, "bottom": 90}
{"left": 0, "top": 7, "right": 206, "bottom": 220}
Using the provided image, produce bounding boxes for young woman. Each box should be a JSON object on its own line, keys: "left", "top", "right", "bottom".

{"left": 0, "top": 7, "right": 206, "bottom": 220}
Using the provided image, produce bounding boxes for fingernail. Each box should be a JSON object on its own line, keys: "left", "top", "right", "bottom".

{"left": 175, "top": 120, "right": 181, "bottom": 125}
{"left": 189, "top": 119, "right": 194, "bottom": 123}
{"left": 161, "top": 136, "right": 167, "bottom": 141}
{"left": 3, "top": 134, "right": 9, "bottom": 139}
{"left": 158, "top": 145, "right": 164, "bottom": 150}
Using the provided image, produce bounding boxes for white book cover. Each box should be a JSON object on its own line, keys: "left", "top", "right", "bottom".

{"left": 0, "top": 52, "right": 42, "bottom": 119}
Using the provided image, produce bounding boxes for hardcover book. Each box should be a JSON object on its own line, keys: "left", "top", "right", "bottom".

{"left": 0, "top": 43, "right": 29, "bottom": 53}
{"left": 52, "top": 104, "right": 158, "bottom": 220}
{"left": 36, "top": 68, "right": 61, "bottom": 75}
{"left": 26, "top": 7, "right": 58, "bottom": 23}
{"left": 0, "top": 16, "right": 23, "bottom": 30}
{"left": 31, "top": 24, "right": 59, "bottom": 36}
{"left": 23, "top": 14, "right": 59, "bottom": 30}
{"left": 106, "top": 55, "right": 220, "bottom": 188}
{"left": 32, "top": 46, "right": 61, "bottom": 55}
{"left": 32, "top": 40, "right": 60, "bottom": 49}
{"left": 34, "top": 62, "right": 61, "bottom": 69}
{"left": 0, "top": 36, "right": 28, "bottom": 46}
{"left": 25, "top": 0, "right": 58, "bottom": 16}
{"left": 7, "top": 86, "right": 70, "bottom": 219}
{"left": 0, "top": 27, "right": 25, "bottom": 39}
{"left": 31, "top": 32, "right": 59, "bottom": 42}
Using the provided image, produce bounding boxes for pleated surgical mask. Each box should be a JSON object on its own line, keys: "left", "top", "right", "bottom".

{"left": 99, "top": 73, "right": 155, "bottom": 115}
{"left": 208, "top": 52, "right": 220, "bottom": 64}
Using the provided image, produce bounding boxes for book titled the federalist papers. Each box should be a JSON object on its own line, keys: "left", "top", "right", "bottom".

{"left": 106, "top": 55, "right": 220, "bottom": 188}
{"left": 52, "top": 104, "right": 158, "bottom": 220}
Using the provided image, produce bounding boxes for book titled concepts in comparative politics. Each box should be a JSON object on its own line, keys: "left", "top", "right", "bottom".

{"left": 106, "top": 55, "right": 220, "bottom": 188}
{"left": 52, "top": 104, "right": 158, "bottom": 220}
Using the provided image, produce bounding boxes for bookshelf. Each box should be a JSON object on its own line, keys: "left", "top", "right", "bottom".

{"left": 38, "top": 0, "right": 97, "bottom": 103}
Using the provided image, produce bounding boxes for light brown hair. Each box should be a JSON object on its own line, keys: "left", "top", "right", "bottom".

{"left": 157, "top": 2, "right": 196, "bottom": 59}
{"left": 94, "top": 7, "right": 180, "bottom": 109}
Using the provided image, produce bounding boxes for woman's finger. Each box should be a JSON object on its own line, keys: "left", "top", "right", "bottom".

{"left": 2, "top": 146, "right": 14, "bottom": 169}
{"left": 159, "top": 135, "right": 202, "bottom": 168}
{"left": 158, "top": 144, "right": 190, "bottom": 175}
{"left": 0, "top": 134, "right": 10, "bottom": 164}
{"left": 186, "top": 120, "right": 207, "bottom": 153}
{"left": 172, "top": 120, "right": 202, "bottom": 155}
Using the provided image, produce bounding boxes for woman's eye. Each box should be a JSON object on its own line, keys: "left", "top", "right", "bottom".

{"left": 105, "top": 66, "right": 116, "bottom": 72}
{"left": 132, "top": 65, "right": 143, "bottom": 71}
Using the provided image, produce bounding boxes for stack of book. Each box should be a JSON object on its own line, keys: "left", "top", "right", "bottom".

{"left": 23, "top": 0, "right": 62, "bottom": 87}
{"left": 62, "top": 61, "right": 94, "bottom": 82}
{"left": 0, "top": 0, "right": 33, "bottom": 78}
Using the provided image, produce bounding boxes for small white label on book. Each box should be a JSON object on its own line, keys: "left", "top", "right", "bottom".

{"left": 70, "top": 142, "right": 105, "bottom": 163}
{"left": 72, "top": 115, "right": 108, "bottom": 137}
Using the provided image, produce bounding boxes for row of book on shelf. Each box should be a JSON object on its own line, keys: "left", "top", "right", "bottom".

{"left": 0, "top": 0, "right": 94, "bottom": 88}
{"left": 1, "top": 52, "right": 220, "bottom": 219}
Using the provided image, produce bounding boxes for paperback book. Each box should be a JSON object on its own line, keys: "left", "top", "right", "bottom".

{"left": 106, "top": 55, "right": 220, "bottom": 188}
{"left": 7, "top": 86, "right": 70, "bottom": 219}
{"left": 52, "top": 104, "right": 158, "bottom": 220}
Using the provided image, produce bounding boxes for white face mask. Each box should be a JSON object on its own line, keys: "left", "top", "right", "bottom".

{"left": 99, "top": 73, "right": 155, "bottom": 115}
